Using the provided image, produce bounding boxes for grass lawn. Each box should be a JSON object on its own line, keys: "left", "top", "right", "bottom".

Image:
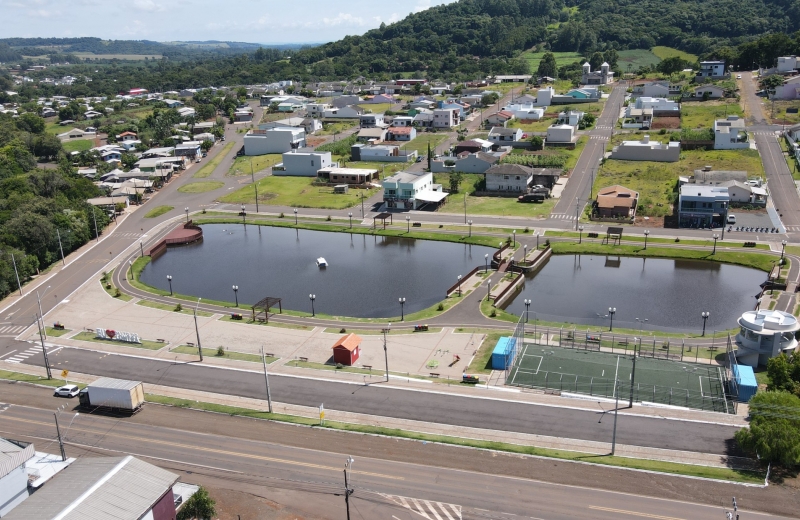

{"left": 508, "top": 117, "right": 557, "bottom": 133}
{"left": 617, "top": 49, "right": 661, "bottom": 72}
{"left": 100, "top": 270, "right": 132, "bottom": 301}
{"left": 193, "top": 142, "right": 234, "bottom": 178}
{"left": 681, "top": 101, "right": 744, "bottom": 129}
{"left": 135, "top": 299, "right": 214, "bottom": 317}
{"left": 596, "top": 148, "right": 765, "bottom": 216}
{"left": 769, "top": 100, "right": 800, "bottom": 125}
{"left": 399, "top": 133, "right": 448, "bottom": 155}
{"left": 359, "top": 103, "right": 391, "bottom": 113}
{"left": 169, "top": 345, "right": 271, "bottom": 363}
{"left": 520, "top": 51, "right": 584, "bottom": 71}
{"left": 177, "top": 181, "right": 224, "bottom": 194}
{"left": 219, "top": 175, "right": 373, "bottom": 209}
{"left": 481, "top": 82, "right": 528, "bottom": 94}
{"left": 0, "top": 370, "right": 85, "bottom": 389}
{"left": 144, "top": 205, "right": 174, "bottom": 218}
{"left": 61, "top": 139, "right": 93, "bottom": 153}
{"left": 71, "top": 331, "right": 165, "bottom": 350}
{"left": 45, "top": 327, "right": 71, "bottom": 337}
{"left": 227, "top": 154, "right": 282, "bottom": 176}
{"left": 318, "top": 121, "right": 357, "bottom": 136}
{"left": 434, "top": 172, "right": 557, "bottom": 217}
{"left": 651, "top": 46, "right": 699, "bottom": 63}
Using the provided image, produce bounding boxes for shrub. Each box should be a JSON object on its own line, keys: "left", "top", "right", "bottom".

{"left": 437, "top": 303, "right": 444, "bottom": 311}
{"left": 174, "top": 303, "right": 182, "bottom": 312}
{"left": 490, "top": 309, "right": 497, "bottom": 317}
{"left": 279, "top": 212, "right": 285, "bottom": 218}
{"left": 326, "top": 215, "right": 331, "bottom": 221}
{"left": 336, "top": 363, "right": 344, "bottom": 369}
{"left": 216, "top": 346, "right": 225, "bottom": 357}
{"left": 340, "top": 328, "right": 346, "bottom": 333}
{"left": 114, "top": 288, "right": 121, "bottom": 298}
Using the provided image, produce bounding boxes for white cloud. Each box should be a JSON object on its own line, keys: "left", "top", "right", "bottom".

{"left": 132, "top": 0, "right": 164, "bottom": 12}
{"left": 322, "top": 12, "right": 367, "bottom": 27}
{"left": 413, "top": 0, "right": 432, "bottom": 13}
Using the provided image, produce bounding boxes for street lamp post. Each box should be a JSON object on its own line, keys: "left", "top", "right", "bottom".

{"left": 608, "top": 307, "right": 616, "bottom": 331}
{"left": 487, "top": 278, "right": 492, "bottom": 301}
{"left": 512, "top": 229, "right": 516, "bottom": 247}
{"left": 166, "top": 275, "right": 173, "bottom": 296}
{"left": 535, "top": 232, "right": 540, "bottom": 250}
{"left": 457, "top": 275, "right": 462, "bottom": 296}
{"left": 781, "top": 240, "right": 787, "bottom": 263}
{"left": 348, "top": 212, "right": 353, "bottom": 229}
{"left": 644, "top": 230, "right": 650, "bottom": 250}
{"left": 399, "top": 297, "right": 406, "bottom": 321}
{"left": 193, "top": 298, "right": 203, "bottom": 361}
{"left": 250, "top": 159, "right": 259, "bottom": 213}
{"left": 232, "top": 285, "right": 239, "bottom": 307}
{"left": 91, "top": 206, "right": 99, "bottom": 242}
{"left": 524, "top": 299, "right": 531, "bottom": 322}
{"left": 578, "top": 225, "right": 584, "bottom": 244}
{"left": 241, "top": 205, "right": 246, "bottom": 225}
{"left": 701, "top": 311, "right": 710, "bottom": 336}
{"left": 468, "top": 219, "right": 473, "bottom": 237}
{"left": 293, "top": 208, "right": 298, "bottom": 225}
{"left": 309, "top": 294, "right": 316, "bottom": 317}
{"left": 523, "top": 244, "right": 527, "bottom": 262}
{"left": 406, "top": 215, "right": 411, "bottom": 233}
{"left": 184, "top": 207, "right": 189, "bottom": 223}
{"left": 484, "top": 253, "right": 489, "bottom": 273}
{"left": 712, "top": 233, "right": 719, "bottom": 255}
{"left": 382, "top": 323, "right": 391, "bottom": 382}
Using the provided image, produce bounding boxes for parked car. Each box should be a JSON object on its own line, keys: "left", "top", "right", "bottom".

{"left": 518, "top": 193, "right": 546, "bottom": 203}
{"left": 736, "top": 74, "right": 742, "bottom": 79}
{"left": 416, "top": 155, "right": 424, "bottom": 163}
{"left": 54, "top": 384, "right": 80, "bottom": 398}
{"left": 727, "top": 214, "right": 737, "bottom": 224}
{"left": 522, "top": 133, "right": 528, "bottom": 139}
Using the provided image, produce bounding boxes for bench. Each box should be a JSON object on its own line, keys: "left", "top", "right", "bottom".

{"left": 412, "top": 222, "right": 422, "bottom": 227}
{"left": 743, "top": 242, "right": 757, "bottom": 248}
{"left": 586, "top": 336, "right": 601, "bottom": 344}
{"left": 617, "top": 340, "right": 629, "bottom": 346}
{"left": 299, "top": 357, "right": 308, "bottom": 362}
{"left": 430, "top": 373, "right": 440, "bottom": 378}
{"left": 231, "top": 313, "right": 243, "bottom": 320}
{"left": 414, "top": 324, "right": 429, "bottom": 331}
{"left": 363, "top": 365, "right": 372, "bottom": 371}
{"left": 462, "top": 375, "right": 480, "bottom": 384}
{"left": 588, "top": 232, "right": 599, "bottom": 238}
{"left": 265, "top": 353, "right": 274, "bottom": 358}
{"left": 186, "top": 342, "right": 195, "bottom": 347}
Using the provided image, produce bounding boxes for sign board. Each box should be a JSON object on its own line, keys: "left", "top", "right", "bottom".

{"left": 61, "top": 370, "right": 69, "bottom": 378}
{"left": 319, "top": 403, "right": 325, "bottom": 424}
{"left": 95, "top": 328, "right": 141, "bottom": 344}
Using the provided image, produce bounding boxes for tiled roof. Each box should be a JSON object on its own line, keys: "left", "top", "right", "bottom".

{"left": 333, "top": 333, "right": 362, "bottom": 352}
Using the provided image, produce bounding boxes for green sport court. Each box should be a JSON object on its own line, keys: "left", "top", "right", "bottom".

{"left": 507, "top": 342, "right": 733, "bottom": 412}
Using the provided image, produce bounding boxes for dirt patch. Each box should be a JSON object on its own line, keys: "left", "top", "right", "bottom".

{"left": 306, "top": 136, "right": 327, "bottom": 147}
{"left": 632, "top": 216, "right": 666, "bottom": 227}
{"left": 650, "top": 117, "right": 680, "bottom": 129}
{"left": 257, "top": 192, "right": 278, "bottom": 201}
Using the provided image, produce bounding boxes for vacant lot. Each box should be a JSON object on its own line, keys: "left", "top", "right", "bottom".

{"left": 768, "top": 100, "right": 800, "bottom": 125}
{"left": 61, "top": 139, "right": 92, "bottom": 152}
{"left": 433, "top": 172, "right": 556, "bottom": 218}
{"left": 178, "top": 181, "right": 225, "bottom": 194}
{"left": 317, "top": 121, "right": 357, "bottom": 135}
{"left": 596, "top": 148, "right": 766, "bottom": 216}
{"left": 520, "top": 51, "right": 584, "bottom": 72}
{"left": 398, "top": 133, "right": 448, "bottom": 155}
{"left": 651, "top": 46, "right": 699, "bottom": 63}
{"left": 617, "top": 49, "right": 661, "bottom": 72}
{"left": 227, "top": 154, "right": 282, "bottom": 176}
{"left": 681, "top": 101, "right": 744, "bottom": 129}
{"left": 219, "top": 175, "right": 374, "bottom": 209}
{"left": 359, "top": 103, "right": 391, "bottom": 113}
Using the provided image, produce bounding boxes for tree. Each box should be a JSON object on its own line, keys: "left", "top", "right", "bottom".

{"left": 16, "top": 113, "right": 45, "bottom": 134}
{"left": 177, "top": 486, "right": 216, "bottom": 520}
{"left": 32, "top": 134, "right": 62, "bottom": 160}
{"left": 200, "top": 140, "right": 214, "bottom": 152}
{"left": 657, "top": 56, "right": 688, "bottom": 75}
{"left": 760, "top": 74, "right": 784, "bottom": 91}
{"left": 120, "top": 153, "right": 137, "bottom": 170}
{"left": 537, "top": 52, "right": 557, "bottom": 79}
{"left": 529, "top": 135, "right": 543, "bottom": 150}
{"left": 734, "top": 391, "right": 800, "bottom": 468}
{"left": 767, "top": 352, "right": 800, "bottom": 396}
{"left": 589, "top": 52, "right": 605, "bottom": 71}
{"left": 603, "top": 48, "right": 619, "bottom": 69}
{"left": 481, "top": 93, "right": 499, "bottom": 106}
{"left": 448, "top": 172, "right": 464, "bottom": 193}
{"left": 268, "top": 102, "right": 280, "bottom": 113}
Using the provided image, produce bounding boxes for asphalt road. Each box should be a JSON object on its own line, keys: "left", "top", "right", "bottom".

{"left": 0, "top": 403, "right": 788, "bottom": 520}
{"left": 3, "top": 343, "right": 741, "bottom": 455}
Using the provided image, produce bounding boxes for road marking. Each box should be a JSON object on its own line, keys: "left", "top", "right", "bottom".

{"left": 0, "top": 350, "right": 18, "bottom": 359}
{"left": 589, "top": 505, "right": 685, "bottom": 520}
{"left": 381, "top": 494, "right": 461, "bottom": 520}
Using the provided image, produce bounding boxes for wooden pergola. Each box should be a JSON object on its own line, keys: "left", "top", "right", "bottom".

{"left": 251, "top": 296, "right": 282, "bottom": 323}
{"left": 373, "top": 212, "right": 393, "bottom": 230}
{"left": 603, "top": 226, "right": 624, "bottom": 246}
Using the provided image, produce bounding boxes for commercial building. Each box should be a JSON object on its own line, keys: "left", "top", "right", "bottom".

{"left": 735, "top": 309, "right": 800, "bottom": 367}
{"left": 677, "top": 184, "right": 729, "bottom": 228}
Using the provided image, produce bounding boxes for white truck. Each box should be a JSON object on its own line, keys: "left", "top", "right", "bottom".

{"left": 78, "top": 377, "right": 145, "bottom": 415}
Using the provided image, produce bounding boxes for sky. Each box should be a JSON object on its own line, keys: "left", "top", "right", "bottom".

{"left": 1, "top": 0, "right": 457, "bottom": 44}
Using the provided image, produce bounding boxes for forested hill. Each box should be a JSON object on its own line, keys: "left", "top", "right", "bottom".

{"left": 291, "top": 0, "right": 800, "bottom": 74}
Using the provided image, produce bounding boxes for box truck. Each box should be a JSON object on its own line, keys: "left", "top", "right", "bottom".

{"left": 78, "top": 377, "right": 145, "bottom": 415}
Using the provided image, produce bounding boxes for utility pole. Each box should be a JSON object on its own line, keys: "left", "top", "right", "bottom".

{"left": 343, "top": 457, "right": 354, "bottom": 520}
{"left": 194, "top": 298, "right": 203, "bottom": 361}
{"left": 261, "top": 345, "right": 273, "bottom": 413}
{"left": 382, "top": 323, "right": 391, "bottom": 382}
{"left": 250, "top": 159, "right": 259, "bottom": 213}
{"left": 611, "top": 379, "right": 619, "bottom": 455}
{"left": 11, "top": 253, "right": 22, "bottom": 296}
{"left": 629, "top": 338, "right": 637, "bottom": 407}
{"left": 37, "top": 314, "right": 52, "bottom": 379}
{"left": 56, "top": 229, "right": 66, "bottom": 266}
{"left": 91, "top": 206, "right": 99, "bottom": 242}
{"left": 54, "top": 412, "right": 66, "bottom": 461}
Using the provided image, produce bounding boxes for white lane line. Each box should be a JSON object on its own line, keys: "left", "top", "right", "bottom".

{"left": 423, "top": 501, "right": 444, "bottom": 520}
{"left": 0, "top": 350, "right": 18, "bottom": 359}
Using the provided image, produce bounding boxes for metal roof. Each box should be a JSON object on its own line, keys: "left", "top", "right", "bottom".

{"left": 0, "top": 438, "right": 35, "bottom": 479}
{"left": 4, "top": 456, "right": 178, "bottom": 520}
{"left": 89, "top": 378, "right": 142, "bottom": 391}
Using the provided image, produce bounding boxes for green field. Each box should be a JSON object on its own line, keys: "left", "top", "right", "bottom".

{"left": 177, "top": 181, "right": 225, "bottom": 194}
{"left": 596, "top": 148, "right": 766, "bottom": 216}
{"left": 193, "top": 142, "right": 234, "bottom": 178}
{"left": 144, "top": 205, "right": 174, "bottom": 218}
{"left": 317, "top": 121, "right": 357, "bottom": 136}
{"left": 219, "top": 175, "right": 374, "bottom": 209}
{"left": 617, "top": 49, "right": 661, "bottom": 72}
{"left": 681, "top": 101, "right": 744, "bottom": 129}
{"left": 433, "top": 172, "right": 556, "bottom": 217}
{"left": 651, "top": 46, "right": 699, "bottom": 63}
{"left": 399, "top": 133, "right": 448, "bottom": 155}
{"left": 508, "top": 117, "right": 557, "bottom": 132}
{"left": 228, "top": 154, "right": 282, "bottom": 176}
{"left": 520, "top": 51, "right": 584, "bottom": 71}
{"left": 61, "top": 139, "right": 93, "bottom": 153}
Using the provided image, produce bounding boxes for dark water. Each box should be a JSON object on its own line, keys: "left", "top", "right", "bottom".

{"left": 502, "top": 255, "right": 765, "bottom": 332}
{"left": 140, "top": 224, "right": 494, "bottom": 318}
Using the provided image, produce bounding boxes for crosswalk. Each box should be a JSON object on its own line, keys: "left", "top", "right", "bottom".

{"left": 753, "top": 131, "right": 778, "bottom": 137}
{"left": 115, "top": 232, "right": 144, "bottom": 239}
{"left": 380, "top": 493, "right": 462, "bottom": 520}
{"left": 4, "top": 345, "right": 45, "bottom": 364}
{"left": 0, "top": 325, "right": 27, "bottom": 335}
{"left": 589, "top": 135, "right": 608, "bottom": 140}
{"left": 550, "top": 213, "right": 575, "bottom": 220}
{"left": 595, "top": 125, "right": 613, "bottom": 130}
{"left": 785, "top": 225, "right": 800, "bottom": 232}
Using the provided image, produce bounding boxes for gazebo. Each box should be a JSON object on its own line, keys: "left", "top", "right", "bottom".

{"left": 373, "top": 212, "right": 393, "bottom": 230}
{"left": 603, "top": 226, "right": 624, "bottom": 246}
{"left": 251, "top": 296, "right": 282, "bottom": 323}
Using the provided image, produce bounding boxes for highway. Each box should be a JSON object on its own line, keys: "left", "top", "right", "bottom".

{"left": 1, "top": 343, "right": 741, "bottom": 455}
{"left": 0, "top": 399, "right": 792, "bottom": 520}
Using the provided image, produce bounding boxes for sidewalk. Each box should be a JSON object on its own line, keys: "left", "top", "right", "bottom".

{"left": 2, "top": 361, "right": 754, "bottom": 471}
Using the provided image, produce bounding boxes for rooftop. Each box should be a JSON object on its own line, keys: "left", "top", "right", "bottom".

{"left": 333, "top": 333, "right": 362, "bottom": 352}
{"left": 739, "top": 309, "right": 800, "bottom": 333}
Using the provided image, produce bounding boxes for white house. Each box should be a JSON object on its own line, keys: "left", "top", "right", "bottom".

{"left": 735, "top": 309, "right": 800, "bottom": 367}
{"left": 581, "top": 62, "right": 614, "bottom": 85}
{"left": 433, "top": 108, "right": 460, "bottom": 128}
{"left": 276, "top": 149, "right": 334, "bottom": 176}
{"left": 610, "top": 135, "right": 680, "bottom": 162}
{"left": 430, "top": 152, "right": 499, "bottom": 174}
{"left": 244, "top": 128, "right": 306, "bottom": 155}
{"left": 634, "top": 97, "right": 680, "bottom": 114}
{"left": 177, "top": 107, "right": 196, "bottom": 118}
{"left": 632, "top": 81, "right": 673, "bottom": 98}
{"left": 324, "top": 105, "right": 364, "bottom": 118}
{"left": 382, "top": 171, "right": 447, "bottom": 210}
{"left": 306, "top": 103, "right": 331, "bottom": 118}
{"left": 501, "top": 103, "right": 544, "bottom": 120}
{"left": 546, "top": 124, "right": 575, "bottom": 144}
{"left": 555, "top": 110, "right": 585, "bottom": 127}
{"left": 530, "top": 87, "right": 553, "bottom": 107}
{"left": 714, "top": 116, "right": 749, "bottom": 150}
{"left": 387, "top": 126, "right": 416, "bottom": 141}
{"left": 693, "top": 85, "right": 726, "bottom": 99}
{"left": 0, "top": 438, "right": 36, "bottom": 516}
{"left": 360, "top": 113, "right": 386, "bottom": 128}
{"left": 778, "top": 56, "right": 798, "bottom": 74}
{"left": 773, "top": 74, "right": 800, "bottom": 100}
{"left": 488, "top": 127, "right": 523, "bottom": 144}
{"left": 351, "top": 143, "right": 416, "bottom": 162}
{"left": 57, "top": 127, "right": 96, "bottom": 141}
{"left": 697, "top": 61, "right": 727, "bottom": 79}
{"left": 390, "top": 116, "right": 414, "bottom": 127}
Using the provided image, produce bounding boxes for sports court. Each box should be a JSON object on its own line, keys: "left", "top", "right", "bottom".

{"left": 507, "top": 342, "right": 732, "bottom": 412}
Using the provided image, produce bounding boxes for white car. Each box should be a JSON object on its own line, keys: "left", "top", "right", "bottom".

{"left": 737, "top": 74, "right": 742, "bottom": 79}
{"left": 54, "top": 384, "right": 79, "bottom": 398}
{"left": 727, "top": 214, "right": 737, "bottom": 224}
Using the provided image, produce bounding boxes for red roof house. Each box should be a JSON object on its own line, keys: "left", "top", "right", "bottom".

{"left": 332, "top": 333, "right": 362, "bottom": 366}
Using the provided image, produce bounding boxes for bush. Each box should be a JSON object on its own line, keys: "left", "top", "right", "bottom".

{"left": 174, "top": 303, "right": 182, "bottom": 312}
{"left": 490, "top": 309, "right": 497, "bottom": 317}
{"left": 336, "top": 363, "right": 344, "bottom": 369}
{"left": 523, "top": 227, "right": 529, "bottom": 233}
{"left": 326, "top": 215, "right": 331, "bottom": 221}
{"left": 340, "top": 328, "right": 346, "bottom": 333}
{"left": 216, "top": 346, "right": 225, "bottom": 357}
{"left": 279, "top": 212, "right": 285, "bottom": 218}
{"left": 437, "top": 303, "right": 444, "bottom": 311}
{"left": 177, "top": 486, "right": 216, "bottom": 520}
{"left": 114, "top": 288, "right": 121, "bottom": 298}
{"left": 734, "top": 391, "right": 800, "bottom": 468}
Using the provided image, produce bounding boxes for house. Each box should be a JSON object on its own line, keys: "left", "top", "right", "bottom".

{"left": 772, "top": 74, "right": 800, "bottom": 100}
{"left": 391, "top": 116, "right": 414, "bottom": 127}
{"left": 163, "top": 99, "right": 183, "bottom": 108}
{"left": 83, "top": 110, "right": 103, "bottom": 119}
{"left": 581, "top": 62, "right": 614, "bottom": 85}
{"left": 3, "top": 456, "right": 180, "bottom": 520}
{"left": 494, "top": 75, "right": 533, "bottom": 83}
{"left": 331, "top": 95, "right": 362, "bottom": 108}
{"left": 120, "top": 140, "right": 141, "bottom": 151}
{"left": 306, "top": 103, "right": 331, "bottom": 118}
{"left": 116, "top": 131, "right": 138, "bottom": 142}
{"left": 431, "top": 151, "right": 499, "bottom": 174}
{"left": 41, "top": 107, "right": 56, "bottom": 117}
{"left": 632, "top": 82, "right": 672, "bottom": 98}
{"left": 57, "top": 127, "right": 95, "bottom": 141}
{"left": 364, "top": 94, "right": 395, "bottom": 104}
{"left": 735, "top": 309, "right": 800, "bottom": 367}
{"left": 0, "top": 438, "right": 36, "bottom": 516}
{"left": 325, "top": 105, "right": 364, "bottom": 118}
{"left": 697, "top": 60, "right": 727, "bottom": 79}
{"left": 484, "top": 164, "right": 533, "bottom": 192}
{"left": 433, "top": 108, "right": 460, "bottom": 128}
{"left": 351, "top": 143, "right": 415, "bottom": 162}
{"left": 714, "top": 116, "right": 749, "bottom": 150}
{"left": 194, "top": 132, "right": 216, "bottom": 143}
{"left": 100, "top": 150, "right": 121, "bottom": 163}
{"left": 634, "top": 97, "right": 680, "bottom": 114}
{"left": 595, "top": 185, "right": 639, "bottom": 218}
{"left": 437, "top": 101, "right": 468, "bottom": 118}
{"left": 141, "top": 146, "right": 175, "bottom": 158}
{"left": 609, "top": 135, "right": 680, "bottom": 162}
{"left": 488, "top": 127, "right": 523, "bottom": 144}
{"left": 408, "top": 98, "right": 437, "bottom": 110}
{"left": 622, "top": 107, "right": 653, "bottom": 129}
{"left": 691, "top": 169, "right": 748, "bottom": 185}
{"left": 693, "top": 85, "right": 725, "bottom": 100}
{"left": 777, "top": 56, "right": 799, "bottom": 74}
{"left": 332, "top": 333, "right": 362, "bottom": 366}
{"left": 277, "top": 102, "right": 302, "bottom": 112}
{"left": 412, "top": 110, "right": 434, "bottom": 127}
{"left": 260, "top": 117, "right": 321, "bottom": 135}
{"left": 276, "top": 149, "right": 333, "bottom": 176}
{"left": 244, "top": 128, "right": 305, "bottom": 155}
{"left": 175, "top": 141, "right": 202, "bottom": 159}
{"left": 317, "top": 167, "right": 379, "bottom": 185}
{"left": 301, "top": 118, "right": 323, "bottom": 135}
{"left": 721, "top": 180, "right": 768, "bottom": 206}
{"left": 546, "top": 124, "right": 575, "bottom": 144}
{"left": 234, "top": 109, "right": 253, "bottom": 122}
{"left": 678, "top": 184, "right": 730, "bottom": 228}
{"left": 555, "top": 110, "right": 585, "bottom": 127}
{"left": 359, "top": 113, "right": 386, "bottom": 128}
{"left": 192, "top": 121, "right": 215, "bottom": 134}
{"left": 382, "top": 171, "right": 447, "bottom": 209}
{"left": 501, "top": 103, "right": 544, "bottom": 120}
{"left": 565, "top": 88, "right": 601, "bottom": 100}
{"left": 485, "top": 110, "right": 515, "bottom": 127}
{"left": 356, "top": 127, "right": 387, "bottom": 142}
{"left": 134, "top": 158, "right": 174, "bottom": 177}
{"left": 387, "top": 126, "right": 416, "bottom": 141}
{"left": 177, "top": 106, "right": 196, "bottom": 118}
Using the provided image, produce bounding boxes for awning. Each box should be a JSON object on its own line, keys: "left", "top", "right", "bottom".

{"left": 414, "top": 191, "right": 449, "bottom": 203}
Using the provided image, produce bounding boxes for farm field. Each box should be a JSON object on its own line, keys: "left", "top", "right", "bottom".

{"left": 617, "top": 49, "right": 661, "bottom": 72}
{"left": 651, "top": 46, "right": 699, "bottom": 63}
{"left": 520, "top": 51, "right": 584, "bottom": 72}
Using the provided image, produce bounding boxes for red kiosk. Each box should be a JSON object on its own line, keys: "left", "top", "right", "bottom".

{"left": 332, "top": 333, "right": 362, "bottom": 366}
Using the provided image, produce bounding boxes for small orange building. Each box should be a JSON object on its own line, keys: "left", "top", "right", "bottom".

{"left": 332, "top": 333, "right": 362, "bottom": 366}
